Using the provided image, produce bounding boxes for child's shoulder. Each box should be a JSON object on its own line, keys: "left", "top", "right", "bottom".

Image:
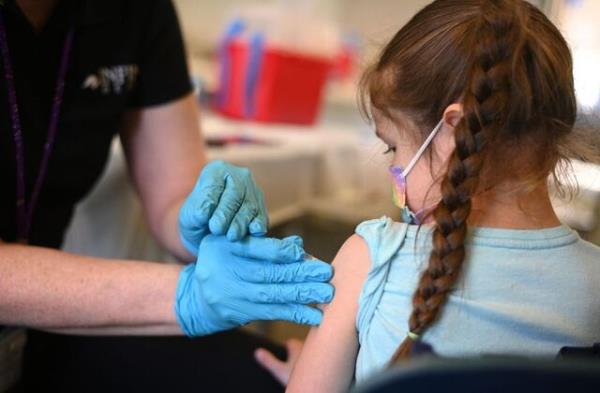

{"left": 356, "top": 216, "right": 410, "bottom": 240}
{"left": 573, "top": 236, "right": 600, "bottom": 265}
{"left": 355, "top": 216, "right": 412, "bottom": 269}
{"left": 355, "top": 216, "right": 397, "bottom": 234}
{"left": 331, "top": 233, "right": 371, "bottom": 283}
{"left": 335, "top": 217, "right": 402, "bottom": 264}
{"left": 327, "top": 217, "right": 413, "bottom": 304}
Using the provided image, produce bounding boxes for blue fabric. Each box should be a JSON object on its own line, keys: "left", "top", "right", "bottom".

{"left": 354, "top": 217, "right": 600, "bottom": 382}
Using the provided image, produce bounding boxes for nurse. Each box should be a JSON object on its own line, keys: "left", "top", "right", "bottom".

{"left": 0, "top": 0, "right": 332, "bottom": 391}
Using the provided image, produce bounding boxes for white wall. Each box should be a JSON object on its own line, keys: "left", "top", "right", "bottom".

{"left": 556, "top": 0, "right": 600, "bottom": 110}
{"left": 173, "top": 0, "right": 341, "bottom": 56}
{"left": 174, "top": 0, "right": 556, "bottom": 59}
{"left": 173, "top": 0, "right": 432, "bottom": 56}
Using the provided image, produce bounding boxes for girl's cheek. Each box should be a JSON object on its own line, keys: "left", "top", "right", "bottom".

{"left": 393, "top": 143, "right": 415, "bottom": 167}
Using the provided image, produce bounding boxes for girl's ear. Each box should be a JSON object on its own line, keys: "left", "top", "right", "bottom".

{"left": 443, "top": 103, "right": 463, "bottom": 128}
{"left": 433, "top": 103, "right": 463, "bottom": 163}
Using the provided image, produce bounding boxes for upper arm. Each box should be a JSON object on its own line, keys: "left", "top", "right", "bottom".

{"left": 120, "top": 94, "right": 205, "bottom": 232}
{"left": 120, "top": 0, "right": 203, "bottom": 231}
{"left": 287, "top": 234, "right": 372, "bottom": 393}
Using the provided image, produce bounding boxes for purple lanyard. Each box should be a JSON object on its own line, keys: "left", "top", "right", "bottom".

{"left": 0, "top": 10, "right": 74, "bottom": 243}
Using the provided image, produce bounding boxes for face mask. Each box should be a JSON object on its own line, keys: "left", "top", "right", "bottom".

{"left": 389, "top": 119, "right": 444, "bottom": 224}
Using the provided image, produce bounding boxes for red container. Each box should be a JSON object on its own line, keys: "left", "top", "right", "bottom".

{"left": 253, "top": 48, "right": 331, "bottom": 125}
{"left": 216, "top": 40, "right": 331, "bottom": 125}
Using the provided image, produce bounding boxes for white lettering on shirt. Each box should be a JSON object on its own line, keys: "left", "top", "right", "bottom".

{"left": 82, "top": 65, "right": 139, "bottom": 94}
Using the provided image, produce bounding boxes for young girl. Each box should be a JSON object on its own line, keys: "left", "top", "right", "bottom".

{"left": 286, "top": 0, "right": 600, "bottom": 392}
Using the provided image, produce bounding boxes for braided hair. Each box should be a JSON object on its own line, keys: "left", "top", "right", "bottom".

{"left": 392, "top": 0, "right": 532, "bottom": 360}
{"left": 359, "top": 0, "right": 591, "bottom": 361}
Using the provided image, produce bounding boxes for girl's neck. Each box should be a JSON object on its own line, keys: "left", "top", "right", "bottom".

{"left": 468, "top": 182, "right": 561, "bottom": 229}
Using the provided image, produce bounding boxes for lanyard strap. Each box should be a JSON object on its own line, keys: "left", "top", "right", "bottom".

{"left": 0, "top": 10, "right": 74, "bottom": 243}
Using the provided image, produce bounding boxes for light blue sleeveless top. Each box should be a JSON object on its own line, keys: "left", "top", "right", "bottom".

{"left": 355, "top": 217, "right": 600, "bottom": 382}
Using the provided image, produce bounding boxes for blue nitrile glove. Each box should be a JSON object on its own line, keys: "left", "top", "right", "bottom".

{"left": 179, "top": 160, "right": 268, "bottom": 256}
{"left": 174, "top": 235, "right": 334, "bottom": 336}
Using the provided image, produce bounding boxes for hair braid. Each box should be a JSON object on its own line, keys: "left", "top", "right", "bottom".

{"left": 391, "top": 0, "right": 529, "bottom": 362}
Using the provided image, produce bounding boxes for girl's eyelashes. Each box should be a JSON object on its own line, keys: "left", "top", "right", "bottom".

{"left": 383, "top": 146, "right": 397, "bottom": 155}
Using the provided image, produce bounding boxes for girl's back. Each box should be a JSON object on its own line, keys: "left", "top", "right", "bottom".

{"left": 355, "top": 217, "right": 600, "bottom": 381}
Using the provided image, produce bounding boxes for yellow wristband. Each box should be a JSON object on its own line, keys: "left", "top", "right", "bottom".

{"left": 407, "top": 331, "right": 420, "bottom": 341}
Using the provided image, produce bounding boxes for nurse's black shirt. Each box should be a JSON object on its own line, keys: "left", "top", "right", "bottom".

{"left": 0, "top": 0, "right": 192, "bottom": 248}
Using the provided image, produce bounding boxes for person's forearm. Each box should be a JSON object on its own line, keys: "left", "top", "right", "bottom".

{"left": 120, "top": 94, "right": 206, "bottom": 262}
{"left": 157, "top": 198, "right": 195, "bottom": 262}
{"left": 50, "top": 324, "right": 182, "bottom": 336}
{"left": 0, "top": 243, "right": 183, "bottom": 333}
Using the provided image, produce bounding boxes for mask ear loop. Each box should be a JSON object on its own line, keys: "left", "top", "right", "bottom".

{"left": 401, "top": 120, "right": 445, "bottom": 178}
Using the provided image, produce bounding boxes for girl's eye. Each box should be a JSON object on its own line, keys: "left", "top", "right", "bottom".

{"left": 383, "top": 146, "right": 397, "bottom": 155}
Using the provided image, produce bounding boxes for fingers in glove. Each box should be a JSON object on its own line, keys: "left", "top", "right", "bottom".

{"left": 239, "top": 259, "right": 333, "bottom": 283}
{"left": 247, "top": 282, "right": 334, "bottom": 305}
{"left": 252, "top": 303, "right": 323, "bottom": 326}
{"left": 248, "top": 190, "right": 269, "bottom": 236}
{"left": 282, "top": 235, "right": 303, "bottom": 247}
{"left": 228, "top": 236, "right": 306, "bottom": 263}
{"left": 226, "top": 201, "right": 258, "bottom": 241}
{"left": 193, "top": 176, "right": 227, "bottom": 226}
{"left": 208, "top": 175, "right": 244, "bottom": 235}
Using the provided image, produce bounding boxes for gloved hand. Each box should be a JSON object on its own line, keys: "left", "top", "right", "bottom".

{"left": 179, "top": 160, "right": 268, "bottom": 256}
{"left": 174, "top": 235, "right": 334, "bottom": 336}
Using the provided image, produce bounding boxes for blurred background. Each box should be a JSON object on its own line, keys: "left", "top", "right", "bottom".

{"left": 62, "top": 0, "right": 600, "bottom": 344}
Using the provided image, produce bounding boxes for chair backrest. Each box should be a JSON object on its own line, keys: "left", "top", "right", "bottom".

{"left": 558, "top": 343, "right": 600, "bottom": 360}
{"left": 352, "top": 357, "right": 600, "bottom": 393}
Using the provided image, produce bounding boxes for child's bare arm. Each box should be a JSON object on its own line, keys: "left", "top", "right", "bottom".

{"left": 287, "top": 234, "right": 371, "bottom": 393}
